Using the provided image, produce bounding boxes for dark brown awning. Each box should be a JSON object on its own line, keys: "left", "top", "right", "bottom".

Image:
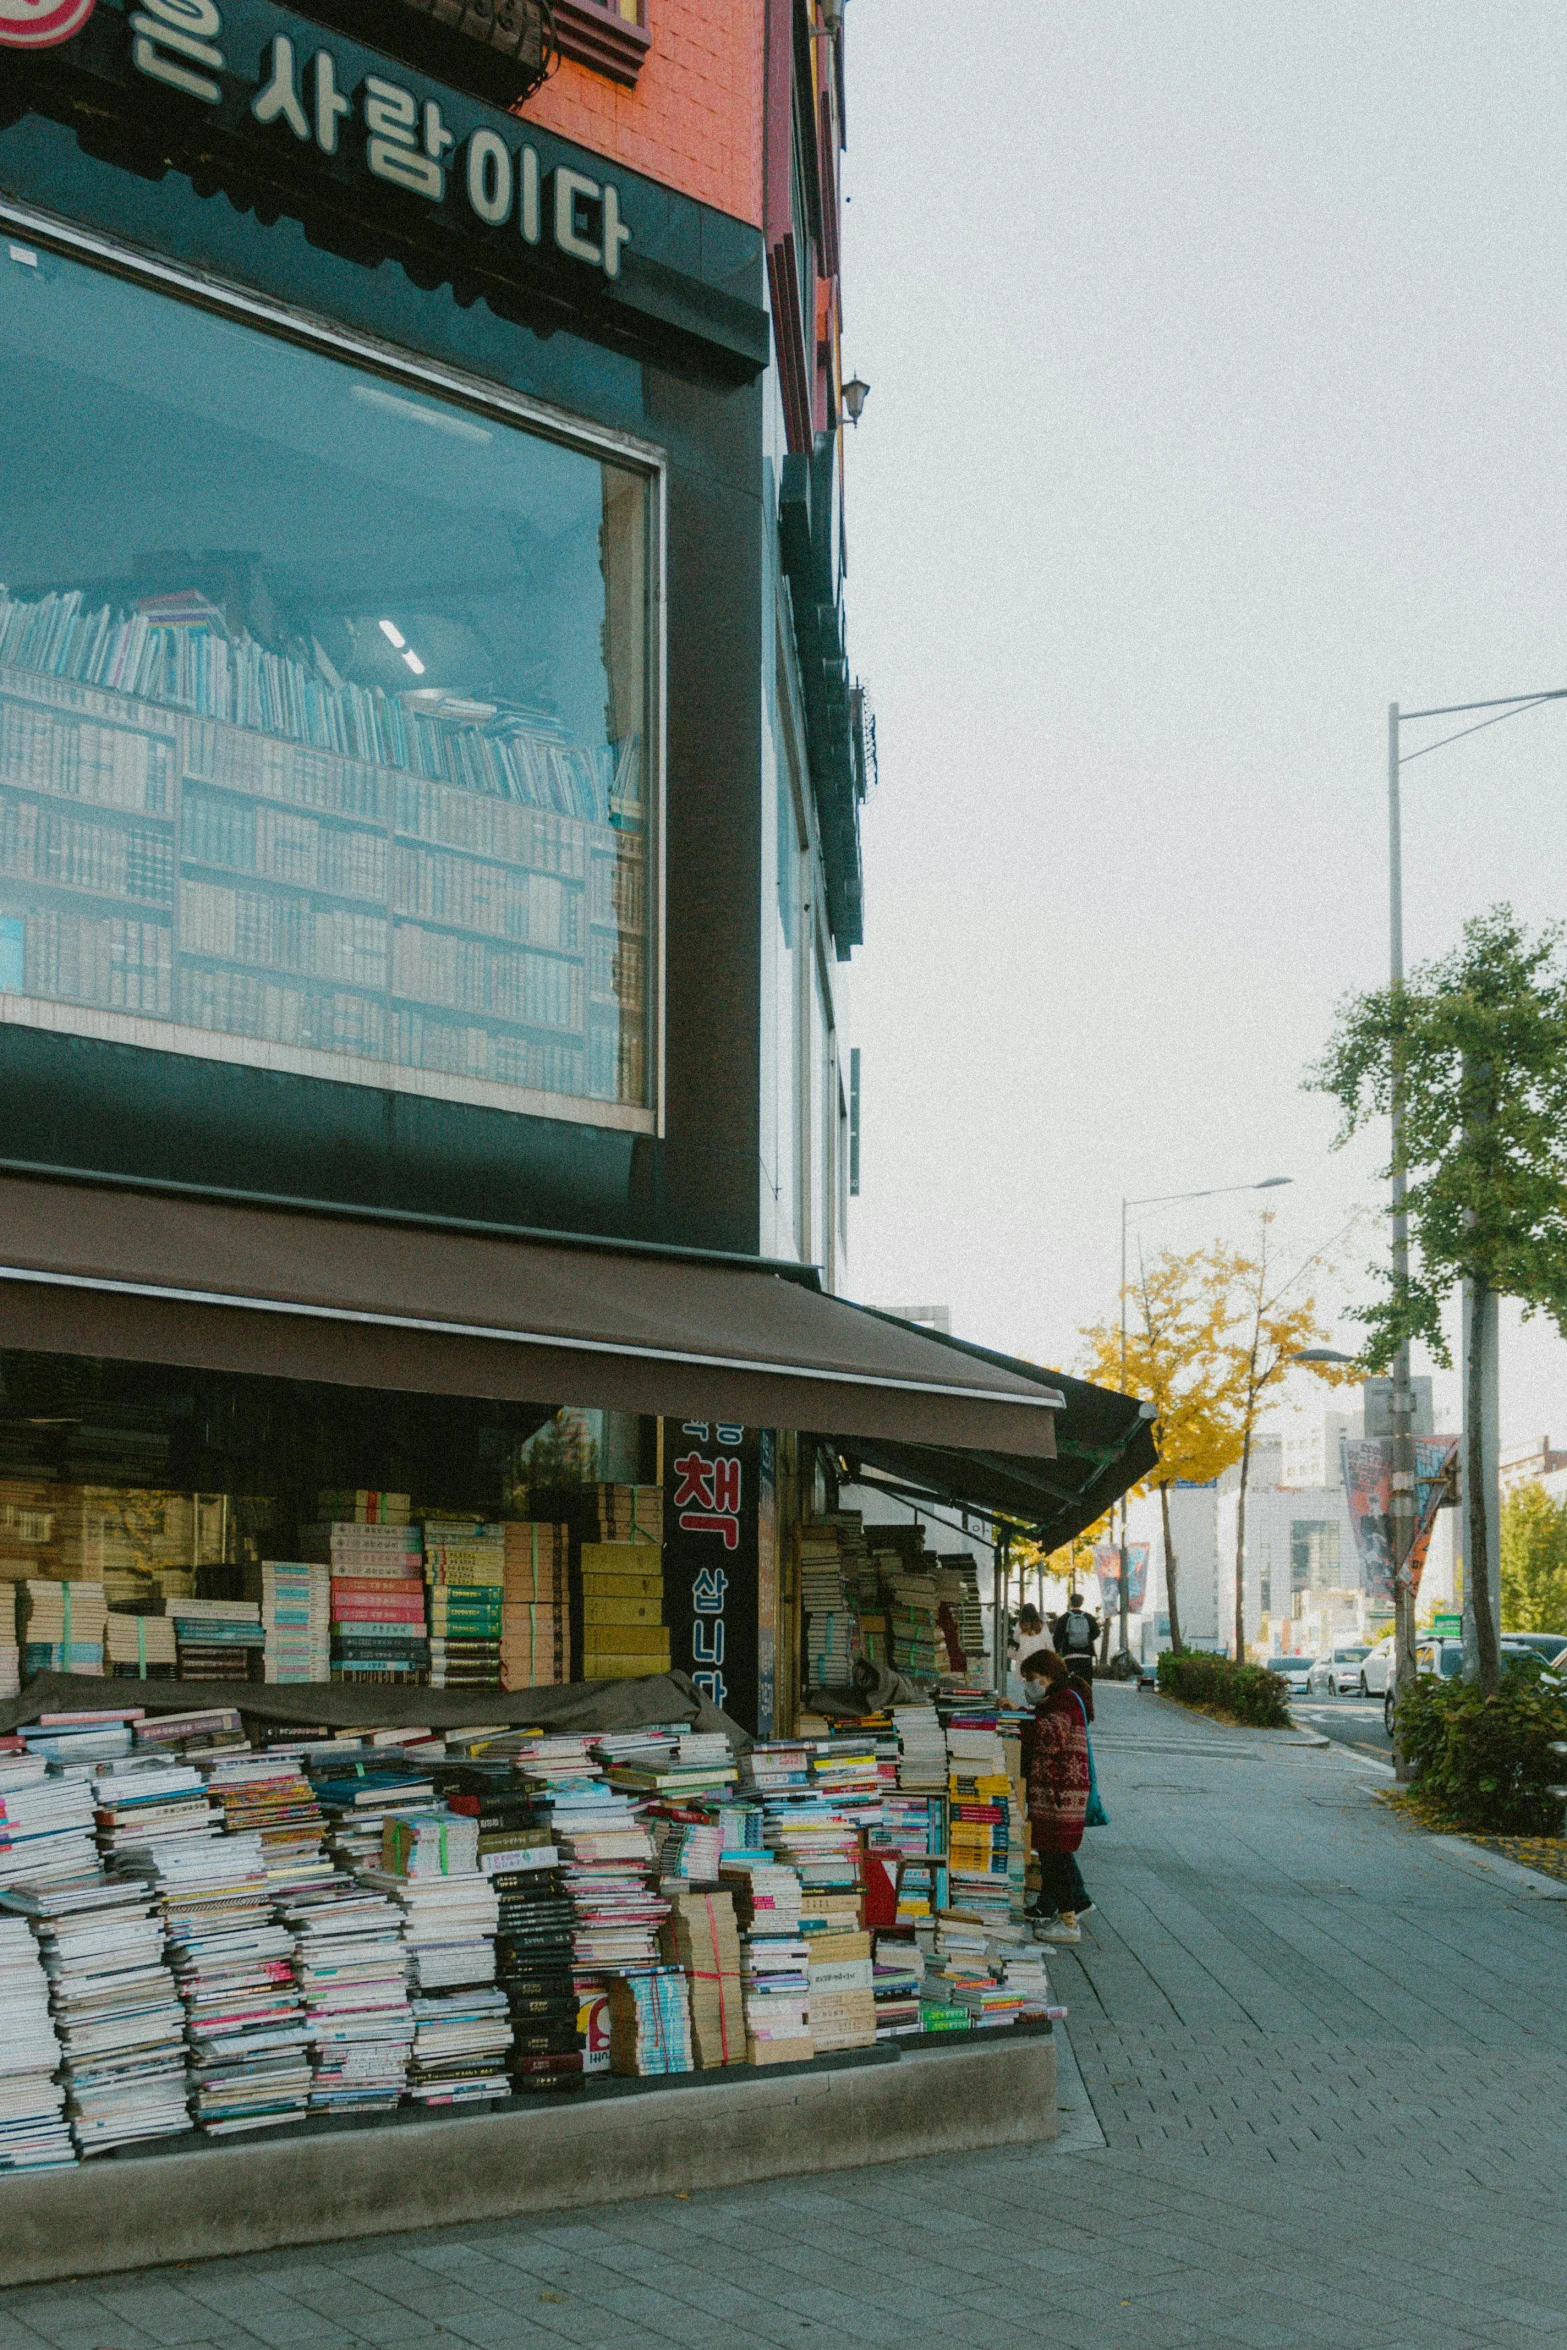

{"left": 0, "top": 1174, "right": 1061, "bottom": 1456}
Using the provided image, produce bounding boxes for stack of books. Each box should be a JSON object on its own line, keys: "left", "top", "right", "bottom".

{"left": 129, "top": 1831, "right": 312, "bottom": 2135}
{"left": 248, "top": 1562, "right": 330, "bottom": 1684}
{"left": 302, "top": 1520, "right": 427, "bottom": 1683}
{"left": 942, "top": 1554, "right": 987, "bottom": 1672}
{"left": 998, "top": 1943, "right": 1059, "bottom": 2018}
{"left": 738, "top": 1927, "right": 813, "bottom": 2065}
{"left": 311, "top": 1759, "right": 438, "bottom": 1873}
{"left": 740, "top": 1741, "right": 813, "bottom": 1798}
{"left": 647, "top": 1810, "right": 723, "bottom": 1883}
{"left": 549, "top": 1781, "right": 667, "bottom": 1969}
{"left": 586, "top": 1484, "right": 663, "bottom": 1545}
{"left": 807, "top": 1926, "right": 876, "bottom": 2052}
{"left": 169, "top": 1599, "right": 264, "bottom": 1682}
{"left": 405, "top": 1984, "right": 513, "bottom": 2105}
{"left": 493, "top": 1850, "right": 580, "bottom": 2094}
{"left": 92, "top": 1755, "right": 215, "bottom": 1864}
{"left": 284, "top": 1882, "right": 413, "bottom": 2113}
{"left": 316, "top": 1490, "right": 410, "bottom": 1525}
{"left": 20, "top": 1712, "right": 136, "bottom": 1767}
{"left": 810, "top": 1736, "right": 882, "bottom": 1816}
{"left": 603, "top": 1727, "right": 737, "bottom": 1805}
{"left": 201, "top": 1754, "right": 334, "bottom": 1902}
{"left": 718, "top": 1854, "right": 802, "bottom": 1935}
{"left": 500, "top": 1521, "right": 570, "bottom": 1691}
{"left": 608, "top": 1966, "right": 694, "bottom": 2077}
{"left": 0, "top": 1586, "right": 18, "bottom": 1701}
{"left": 132, "top": 1706, "right": 246, "bottom": 1758}
{"left": 360, "top": 1855, "right": 508, "bottom": 2105}
{"left": 870, "top": 1935, "right": 924, "bottom": 2037}
{"left": 19, "top": 1579, "right": 107, "bottom": 1678}
{"left": 22, "top": 1876, "right": 193, "bottom": 2154}
{"left": 580, "top": 1541, "right": 668, "bottom": 1682}
{"left": 0, "top": 1912, "right": 73, "bottom": 2170}
{"left": 0, "top": 1754, "right": 99, "bottom": 1889}
{"left": 893, "top": 1706, "right": 949, "bottom": 1791}
{"left": 659, "top": 1888, "right": 743, "bottom": 2067}
{"left": 800, "top": 1531, "right": 857, "bottom": 1687}
{"left": 424, "top": 1520, "right": 505, "bottom": 1689}
{"left": 103, "top": 1611, "right": 178, "bottom": 1680}
{"left": 381, "top": 1809, "right": 480, "bottom": 1882}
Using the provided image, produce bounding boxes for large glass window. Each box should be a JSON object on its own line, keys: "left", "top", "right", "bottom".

{"left": 0, "top": 241, "right": 656, "bottom": 1122}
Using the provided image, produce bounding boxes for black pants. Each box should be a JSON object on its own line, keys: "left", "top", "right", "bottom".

{"left": 1033, "top": 1851, "right": 1089, "bottom": 1915}
{"left": 1061, "top": 1651, "right": 1095, "bottom": 1682}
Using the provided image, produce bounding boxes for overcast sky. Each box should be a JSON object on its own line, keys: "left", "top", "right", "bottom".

{"left": 838, "top": 0, "right": 1567, "bottom": 1452}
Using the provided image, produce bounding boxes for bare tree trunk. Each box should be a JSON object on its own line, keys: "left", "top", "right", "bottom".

{"left": 1234, "top": 1425, "right": 1253, "bottom": 1662}
{"left": 1468, "top": 1271, "right": 1501, "bottom": 1694}
{"left": 1159, "top": 1480, "right": 1184, "bottom": 1654}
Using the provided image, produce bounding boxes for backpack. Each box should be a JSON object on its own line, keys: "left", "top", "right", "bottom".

{"left": 1062, "top": 1610, "right": 1094, "bottom": 1653}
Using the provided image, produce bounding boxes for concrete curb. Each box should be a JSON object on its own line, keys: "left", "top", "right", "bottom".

{"left": 1428, "top": 1834, "right": 1567, "bottom": 1901}
{"left": 0, "top": 2034, "right": 1057, "bottom": 2286}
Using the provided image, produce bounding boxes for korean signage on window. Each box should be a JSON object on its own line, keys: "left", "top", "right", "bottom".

{"left": 661, "top": 1423, "right": 776, "bottom": 1738}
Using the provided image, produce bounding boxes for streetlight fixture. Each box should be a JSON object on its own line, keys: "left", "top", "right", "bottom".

{"left": 1109, "top": 1174, "right": 1293, "bottom": 1673}
{"left": 1386, "top": 686, "right": 1567, "bottom": 1724}
{"left": 842, "top": 375, "right": 870, "bottom": 426}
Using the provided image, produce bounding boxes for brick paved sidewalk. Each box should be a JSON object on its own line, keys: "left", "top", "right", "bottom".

{"left": 3, "top": 1686, "right": 1565, "bottom": 2350}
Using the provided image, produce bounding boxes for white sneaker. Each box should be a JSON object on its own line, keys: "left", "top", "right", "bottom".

{"left": 1033, "top": 1916, "right": 1082, "bottom": 1944}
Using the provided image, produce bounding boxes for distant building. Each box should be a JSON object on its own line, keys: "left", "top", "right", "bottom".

{"left": 872, "top": 1306, "right": 952, "bottom": 1334}
{"left": 1500, "top": 1438, "right": 1567, "bottom": 1496}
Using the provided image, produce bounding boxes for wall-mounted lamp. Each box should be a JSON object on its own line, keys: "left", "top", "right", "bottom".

{"left": 842, "top": 375, "right": 870, "bottom": 426}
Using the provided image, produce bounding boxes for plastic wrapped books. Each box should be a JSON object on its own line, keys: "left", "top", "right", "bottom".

{"left": 311, "top": 1762, "right": 437, "bottom": 1873}
{"left": 382, "top": 1809, "right": 480, "bottom": 1879}
{"left": 315, "top": 1491, "right": 410, "bottom": 1525}
{"left": 0, "top": 1756, "right": 99, "bottom": 1888}
{"left": 170, "top": 1599, "right": 264, "bottom": 1683}
{"left": 609, "top": 1965, "right": 693, "bottom": 2077}
{"left": 285, "top": 1883, "right": 412, "bottom": 2113}
{"left": 133, "top": 1707, "right": 246, "bottom": 1757}
{"left": 580, "top": 1542, "right": 669, "bottom": 1681}
{"left": 19, "top": 1579, "right": 108, "bottom": 1678}
{"left": 17, "top": 1877, "right": 193, "bottom": 2154}
{"left": 129, "top": 1832, "right": 311, "bottom": 2135}
{"left": 892, "top": 1706, "right": 948, "bottom": 1791}
{"left": 739, "top": 1741, "right": 813, "bottom": 1796}
{"left": 501, "top": 1522, "right": 570, "bottom": 1691}
{"left": 0, "top": 1913, "right": 73, "bottom": 2169}
{"left": 807, "top": 1928, "right": 876, "bottom": 2052}
{"left": 104, "top": 1612, "right": 178, "bottom": 1678}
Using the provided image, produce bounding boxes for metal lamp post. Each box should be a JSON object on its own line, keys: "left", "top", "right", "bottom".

{"left": 1114, "top": 1175, "right": 1292, "bottom": 1670}
{"left": 1386, "top": 687, "right": 1567, "bottom": 1722}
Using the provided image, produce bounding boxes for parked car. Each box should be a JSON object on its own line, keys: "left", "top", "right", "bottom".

{"left": 1306, "top": 1645, "right": 1371, "bottom": 1697}
{"left": 1498, "top": 1631, "right": 1567, "bottom": 1668}
{"left": 1359, "top": 1635, "right": 1395, "bottom": 1696}
{"left": 1258, "top": 1654, "right": 1313, "bottom": 1696}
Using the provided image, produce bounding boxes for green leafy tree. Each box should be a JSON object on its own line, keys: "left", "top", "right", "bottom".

{"left": 1312, "top": 908, "right": 1567, "bottom": 1693}
{"left": 1501, "top": 1482, "right": 1567, "bottom": 1634}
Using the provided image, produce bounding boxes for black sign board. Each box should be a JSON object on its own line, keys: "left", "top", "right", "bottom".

{"left": 661, "top": 1421, "right": 777, "bottom": 1738}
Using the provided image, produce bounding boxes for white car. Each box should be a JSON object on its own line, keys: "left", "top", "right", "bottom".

{"left": 1259, "top": 1655, "right": 1312, "bottom": 1697}
{"left": 1359, "top": 1635, "right": 1395, "bottom": 1696}
{"left": 1306, "top": 1645, "right": 1371, "bottom": 1697}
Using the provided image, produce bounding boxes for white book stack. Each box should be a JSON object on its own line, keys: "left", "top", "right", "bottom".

{"left": 892, "top": 1706, "right": 948, "bottom": 1792}
{"left": 20, "top": 1877, "right": 193, "bottom": 2154}
{"left": 0, "top": 1757, "right": 99, "bottom": 1891}
{"left": 129, "top": 1832, "right": 311, "bottom": 2136}
{"left": 356, "top": 1868, "right": 507, "bottom": 2105}
{"left": 92, "top": 1756, "right": 216, "bottom": 1863}
{"left": 360, "top": 1868, "right": 499, "bottom": 1993}
{"left": 0, "top": 1914, "right": 73, "bottom": 2170}
{"left": 284, "top": 1882, "right": 412, "bottom": 2115}
{"left": 0, "top": 1585, "right": 18, "bottom": 1701}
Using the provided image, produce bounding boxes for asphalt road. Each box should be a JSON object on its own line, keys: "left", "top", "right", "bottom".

{"left": 1290, "top": 1686, "right": 1395, "bottom": 1764}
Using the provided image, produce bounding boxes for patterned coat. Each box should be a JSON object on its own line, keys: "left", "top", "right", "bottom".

{"left": 1021, "top": 1686, "right": 1090, "bottom": 1854}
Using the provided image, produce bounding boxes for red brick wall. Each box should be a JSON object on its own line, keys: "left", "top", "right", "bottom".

{"left": 523, "top": 2, "right": 766, "bottom": 228}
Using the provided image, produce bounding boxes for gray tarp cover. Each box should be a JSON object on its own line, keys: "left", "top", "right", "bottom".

{"left": 0, "top": 1669, "right": 753, "bottom": 1751}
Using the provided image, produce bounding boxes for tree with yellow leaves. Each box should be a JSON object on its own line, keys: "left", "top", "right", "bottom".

{"left": 1082, "top": 1220, "right": 1353, "bottom": 1657}
{"left": 1080, "top": 1245, "right": 1250, "bottom": 1654}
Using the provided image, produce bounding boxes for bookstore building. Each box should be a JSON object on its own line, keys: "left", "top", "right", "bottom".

{"left": 0, "top": 0, "right": 1153, "bottom": 2265}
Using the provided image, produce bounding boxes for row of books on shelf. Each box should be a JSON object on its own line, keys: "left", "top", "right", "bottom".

{"left": 0, "top": 586, "right": 645, "bottom": 828}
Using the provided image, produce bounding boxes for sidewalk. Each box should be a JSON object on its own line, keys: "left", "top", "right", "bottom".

{"left": 2, "top": 1684, "right": 1565, "bottom": 2350}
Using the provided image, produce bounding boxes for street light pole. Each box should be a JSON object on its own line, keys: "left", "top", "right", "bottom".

{"left": 1385, "top": 682, "right": 1567, "bottom": 1736}
{"left": 1117, "top": 1175, "right": 1291, "bottom": 1670}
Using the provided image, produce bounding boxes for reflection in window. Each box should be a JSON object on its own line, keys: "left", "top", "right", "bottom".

{"left": 0, "top": 245, "right": 653, "bottom": 1113}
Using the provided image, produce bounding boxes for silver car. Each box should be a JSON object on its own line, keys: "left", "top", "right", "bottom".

{"left": 1306, "top": 1644, "right": 1371, "bottom": 1697}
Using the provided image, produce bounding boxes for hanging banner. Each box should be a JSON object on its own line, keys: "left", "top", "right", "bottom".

{"left": 1341, "top": 1435, "right": 1457, "bottom": 1602}
{"left": 1093, "top": 1542, "right": 1149, "bottom": 1613}
{"left": 661, "top": 1419, "right": 763, "bottom": 1736}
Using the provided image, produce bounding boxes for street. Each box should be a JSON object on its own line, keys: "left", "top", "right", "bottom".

{"left": 1289, "top": 1688, "right": 1395, "bottom": 1765}
{"left": 6, "top": 1681, "right": 1566, "bottom": 2350}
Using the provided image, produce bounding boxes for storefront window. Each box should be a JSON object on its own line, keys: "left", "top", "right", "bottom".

{"left": 0, "top": 242, "right": 656, "bottom": 1121}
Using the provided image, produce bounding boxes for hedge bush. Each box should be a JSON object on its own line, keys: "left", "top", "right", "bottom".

{"left": 1155, "top": 1650, "right": 1292, "bottom": 1727}
{"left": 1393, "top": 1654, "right": 1567, "bottom": 1834}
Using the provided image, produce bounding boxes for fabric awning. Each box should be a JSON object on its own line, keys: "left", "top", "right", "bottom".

{"left": 829, "top": 1334, "right": 1157, "bottom": 1548}
{"left": 0, "top": 1173, "right": 1062, "bottom": 1457}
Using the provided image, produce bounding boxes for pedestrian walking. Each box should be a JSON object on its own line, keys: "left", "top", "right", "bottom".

{"left": 1049, "top": 1590, "right": 1102, "bottom": 1682}
{"left": 1008, "top": 1603, "right": 1051, "bottom": 1701}
{"left": 1019, "top": 1649, "right": 1092, "bottom": 1944}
